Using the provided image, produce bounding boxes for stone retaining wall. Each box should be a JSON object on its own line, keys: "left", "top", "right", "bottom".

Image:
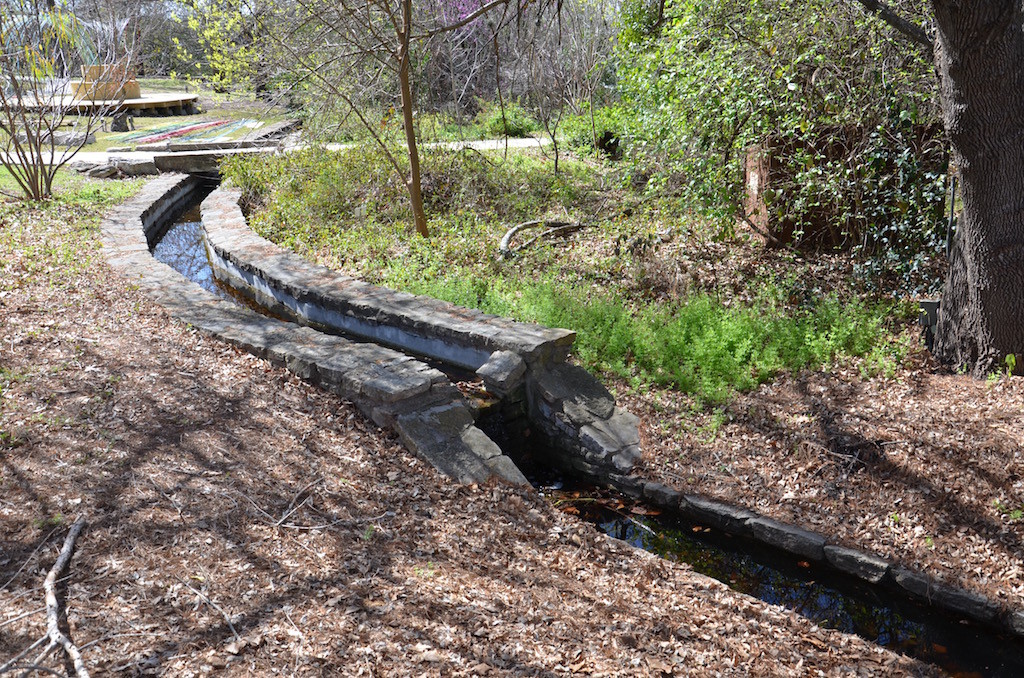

{"left": 637, "top": 483, "right": 1024, "bottom": 639}
{"left": 201, "top": 187, "right": 643, "bottom": 482}
{"left": 202, "top": 188, "right": 576, "bottom": 370}
{"left": 102, "top": 173, "right": 1024, "bottom": 642}
{"left": 100, "top": 174, "right": 528, "bottom": 486}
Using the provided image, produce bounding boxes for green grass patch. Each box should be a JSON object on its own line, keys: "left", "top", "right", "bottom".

{"left": 222, "top": 147, "right": 903, "bottom": 406}
{"left": 376, "top": 267, "right": 897, "bottom": 406}
{"left": 224, "top": 144, "right": 596, "bottom": 242}
{"left": 1, "top": 170, "right": 143, "bottom": 290}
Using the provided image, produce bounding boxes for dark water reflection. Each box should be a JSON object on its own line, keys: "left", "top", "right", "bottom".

{"left": 543, "top": 485, "right": 1024, "bottom": 677}
{"left": 151, "top": 204, "right": 236, "bottom": 301}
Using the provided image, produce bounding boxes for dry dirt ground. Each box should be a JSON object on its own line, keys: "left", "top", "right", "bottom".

{"left": 0, "top": 187, "right": 945, "bottom": 676}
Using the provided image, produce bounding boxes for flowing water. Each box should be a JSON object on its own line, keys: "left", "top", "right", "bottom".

{"left": 151, "top": 203, "right": 233, "bottom": 300}
{"left": 539, "top": 479, "right": 1024, "bottom": 678}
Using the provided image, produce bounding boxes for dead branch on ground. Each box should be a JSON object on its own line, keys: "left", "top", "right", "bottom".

{"left": 499, "top": 220, "right": 583, "bottom": 258}
{"left": 0, "top": 516, "right": 90, "bottom": 678}
{"left": 175, "top": 577, "right": 241, "bottom": 643}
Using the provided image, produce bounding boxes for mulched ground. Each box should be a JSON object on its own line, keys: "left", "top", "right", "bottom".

{"left": 623, "top": 355, "right": 1024, "bottom": 610}
{"left": 608, "top": 241, "right": 1024, "bottom": 614}
{"left": 0, "top": 188, "right": 939, "bottom": 674}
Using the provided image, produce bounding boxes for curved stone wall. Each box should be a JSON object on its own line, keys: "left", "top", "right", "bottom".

{"left": 199, "top": 185, "right": 1024, "bottom": 639}
{"left": 201, "top": 187, "right": 644, "bottom": 483}
{"left": 100, "top": 174, "right": 1024, "bottom": 641}
{"left": 100, "top": 174, "right": 528, "bottom": 486}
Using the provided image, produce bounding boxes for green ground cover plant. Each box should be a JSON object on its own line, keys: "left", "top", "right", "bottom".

{"left": 222, "top": 147, "right": 907, "bottom": 407}
{"left": 1, "top": 171, "right": 143, "bottom": 289}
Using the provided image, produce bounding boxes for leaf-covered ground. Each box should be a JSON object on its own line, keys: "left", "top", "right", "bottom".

{"left": 229, "top": 144, "right": 1024, "bottom": 618}
{"left": 624, "top": 352, "right": 1024, "bottom": 611}
{"left": 0, "top": 183, "right": 939, "bottom": 674}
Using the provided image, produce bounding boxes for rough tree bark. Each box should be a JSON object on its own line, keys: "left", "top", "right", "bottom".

{"left": 931, "top": 0, "right": 1024, "bottom": 376}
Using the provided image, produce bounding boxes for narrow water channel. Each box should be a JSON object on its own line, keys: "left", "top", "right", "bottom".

{"left": 537, "top": 480, "right": 1024, "bottom": 677}
{"left": 151, "top": 202, "right": 232, "bottom": 300}
{"left": 152, "top": 189, "right": 1024, "bottom": 677}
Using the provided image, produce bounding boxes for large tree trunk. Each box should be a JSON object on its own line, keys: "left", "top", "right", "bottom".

{"left": 932, "top": 0, "right": 1024, "bottom": 376}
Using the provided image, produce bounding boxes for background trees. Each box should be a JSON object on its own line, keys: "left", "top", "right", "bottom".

{"left": 0, "top": 0, "right": 136, "bottom": 199}
{"left": 248, "top": 0, "right": 586, "bottom": 236}
{"left": 614, "top": 0, "right": 942, "bottom": 263}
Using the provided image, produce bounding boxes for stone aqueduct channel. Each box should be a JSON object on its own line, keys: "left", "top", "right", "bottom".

{"left": 101, "top": 173, "right": 643, "bottom": 488}
{"left": 101, "top": 172, "right": 1024, "bottom": 641}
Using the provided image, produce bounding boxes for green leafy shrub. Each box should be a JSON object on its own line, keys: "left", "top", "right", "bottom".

{"left": 563, "top": 104, "right": 625, "bottom": 159}
{"left": 614, "top": 0, "right": 944, "bottom": 262}
{"left": 760, "top": 122, "right": 947, "bottom": 271}
{"left": 476, "top": 100, "right": 539, "bottom": 138}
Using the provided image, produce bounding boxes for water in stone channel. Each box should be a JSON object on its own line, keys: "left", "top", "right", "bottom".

{"left": 153, "top": 191, "right": 1024, "bottom": 677}
{"left": 150, "top": 195, "right": 256, "bottom": 307}
{"left": 535, "top": 478, "right": 1024, "bottom": 678}
{"left": 151, "top": 204, "right": 229, "bottom": 298}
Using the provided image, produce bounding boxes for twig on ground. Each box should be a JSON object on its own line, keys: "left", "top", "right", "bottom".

{"left": 1, "top": 517, "right": 90, "bottom": 678}
{"left": 0, "top": 637, "right": 49, "bottom": 675}
{"left": 146, "top": 476, "right": 185, "bottom": 520}
{"left": 234, "top": 485, "right": 393, "bottom": 531}
{"left": 176, "top": 577, "right": 241, "bottom": 642}
{"left": 283, "top": 610, "right": 304, "bottom": 642}
{"left": 498, "top": 219, "right": 579, "bottom": 258}
{"left": 7, "top": 663, "right": 64, "bottom": 676}
{"left": 275, "top": 478, "right": 323, "bottom": 526}
{"left": 44, "top": 517, "right": 90, "bottom": 678}
{"left": 78, "top": 631, "right": 161, "bottom": 652}
{"left": 233, "top": 490, "right": 278, "bottom": 523}
{"left": 1, "top": 526, "right": 62, "bottom": 591}
{"left": 0, "top": 607, "right": 46, "bottom": 629}
{"left": 278, "top": 510, "right": 395, "bottom": 531}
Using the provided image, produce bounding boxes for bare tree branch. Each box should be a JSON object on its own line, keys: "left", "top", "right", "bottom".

{"left": 43, "top": 517, "right": 90, "bottom": 678}
{"left": 416, "top": 0, "right": 511, "bottom": 40}
{"left": 1, "top": 517, "right": 91, "bottom": 677}
{"left": 850, "top": 0, "right": 933, "bottom": 51}
{"left": 499, "top": 219, "right": 576, "bottom": 257}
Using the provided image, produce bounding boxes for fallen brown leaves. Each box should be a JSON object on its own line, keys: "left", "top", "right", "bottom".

{"left": 624, "top": 346, "right": 1024, "bottom": 612}
{"left": 1, "top": 187, "right": 936, "bottom": 675}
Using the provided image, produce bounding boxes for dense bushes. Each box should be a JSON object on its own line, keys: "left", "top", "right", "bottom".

{"left": 476, "top": 100, "right": 539, "bottom": 138}
{"left": 613, "top": 0, "right": 945, "bottom": 274}
{"left": 563, "top": 104, "right": 625, "bottom": 159}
